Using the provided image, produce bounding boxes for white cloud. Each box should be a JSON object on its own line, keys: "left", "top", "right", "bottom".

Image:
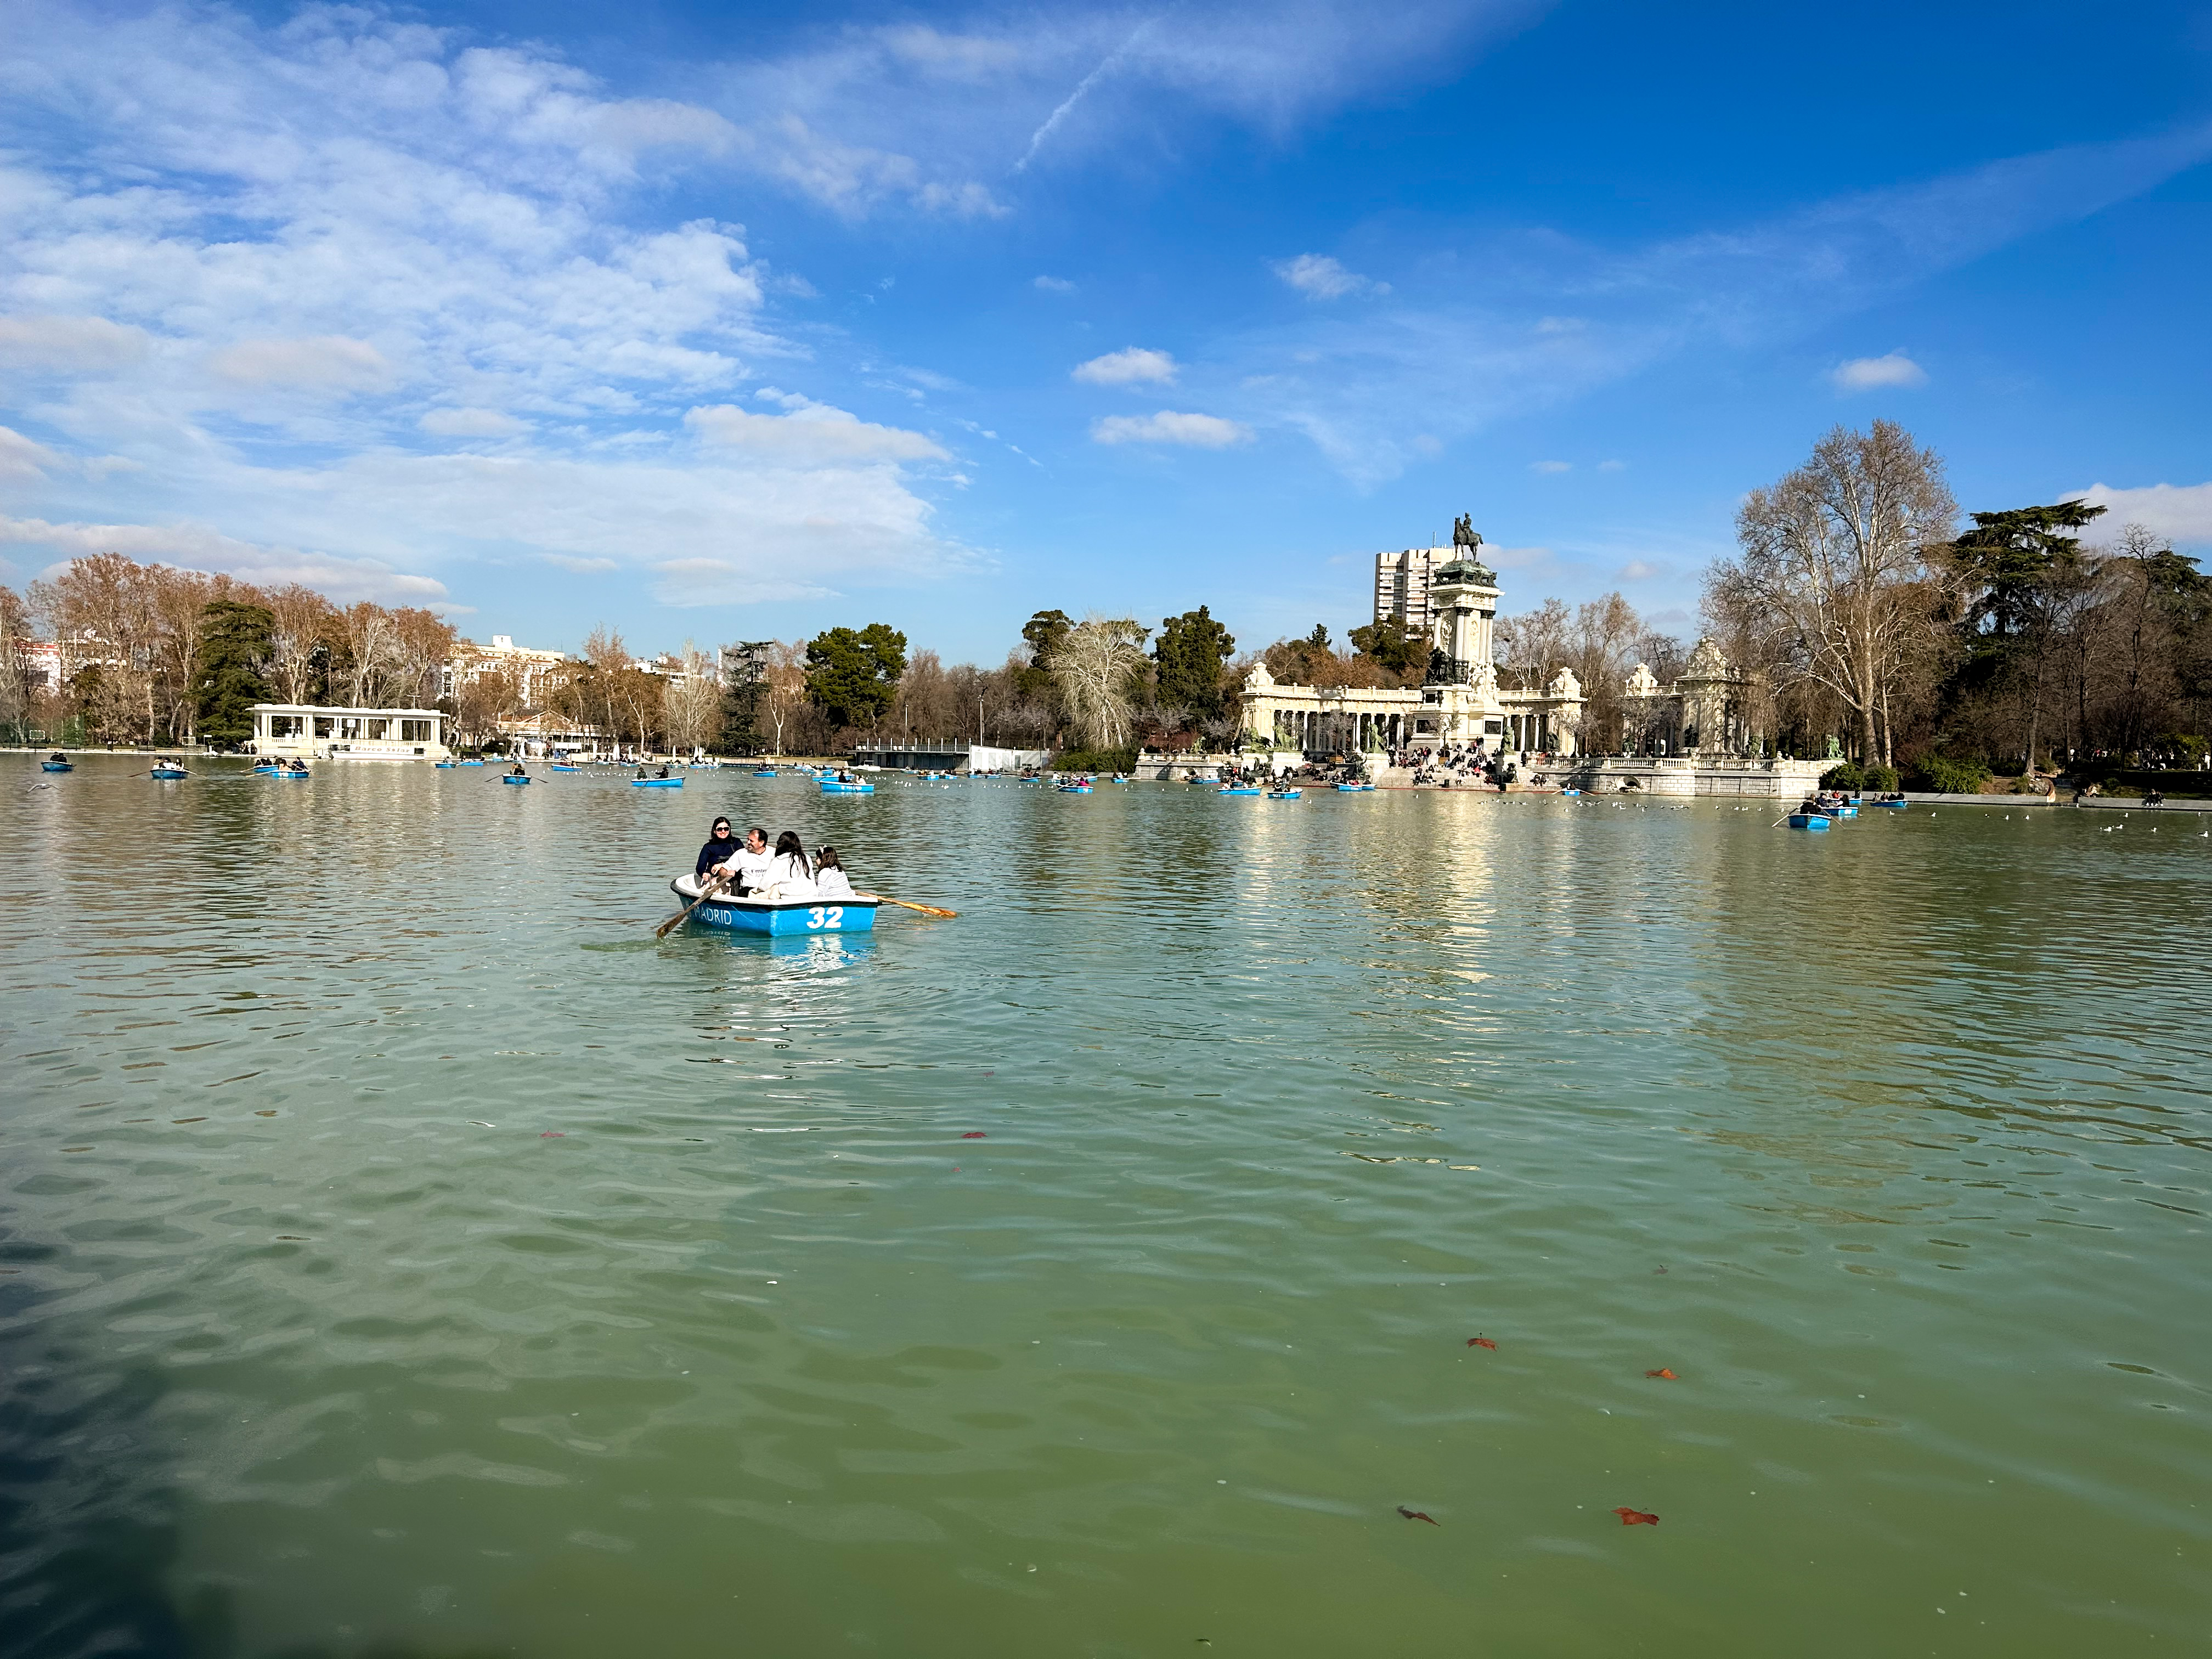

{"left": 0, "top": 427, "right": 60, "bottom": 480}
{"left": 1073, "top": 347, "right": 1180, "bottom": 386}
{"left": 541, "top": 554, "right": 620, "bottom": 573}
{"left": 421, "top": 408, "right": 529, "bottom": 438}
{"left": 205, "top": 337, "right": 396, "bottom": 393}
{"left": 1091, "top": 410, "right": 1252, "bottom": 448}
{"left": 0, "top": 515, "right": 449, "bottom": 606}
{"left": 685, "top": 403, "right": 947, "bottom": 462}
{"left": 1832, "top": 352, "right": 1927, "bottom": 391}
{"left": 2068, "top": 482, "right": 2212, "bottom": 546}
{"left": 1529, "top": 459, "right": 1572, "bottom": 473}
{"left": 0, "top": 315, "right": 150, "bottom": 372}
{"left": 1618, "top": 560, "right": 1665, "bottom": 580}
{"left": 1272, "top": 253, "right": 1389, "bottom": 300}
{"left": 1598, "top": 458, "right": 1626, "bottom": 472}
{"left": 0, "top": 8, "right": 966, "bottom": 605}
{"left": 1034, "top": 275, "right": 1077, "bottom": 293}
{"left": 1485, "top": 543, "right": 1552, "bottom": 569}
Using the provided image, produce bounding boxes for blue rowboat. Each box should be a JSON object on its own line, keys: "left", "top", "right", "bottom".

{"left": 435, "top": 760, "right": 456, "bottom": 769}
{"left": 1837, "top": 804, "right": 1858, "bottom": 818}
{"left": 669, "top": 875, "right": 879, "bottom": 936}
{"left": 632, "top": 776, "right": 684, "bottom": 788}
{"left": 41, "top": 760, "right": 72, "bottom": 772}
{"left": 1872, "top": 798, "right": 1908, "bottom": 808}
{"left": 1060, "top": 783, "right": 1092, "bottom": 794}
{"left": 752, "top": 767, "right": 779, "bottom": 777}
{"left": 459, "top": 759, "right": 485, "bottom": 766}
{"left": 551, "top": 764, "right": 580, "bottom": 773}
{"left": 151, "top": 765, "right": 189, "bottom": 780}
{"left": 276, "top": 766, "right": 310, "bottom": 778}
{"left": 1787, "top": 812, "right": 1831, "bottom": 831}
{"left": 1218, "top": 786, "right": 1262, "bottom": 796}
{"left": 1267, "top": 789, "right": 1301, "bottom": 799}
{"left": 819, "top": 781, "right": 873, "bottom": 794}
{"left": 502, "top": 774, "right": 533, "bottom": 785}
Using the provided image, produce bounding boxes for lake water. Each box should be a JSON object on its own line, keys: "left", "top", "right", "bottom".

{"left": 3, "top": 755, "right": 2208, "bottom": 1656}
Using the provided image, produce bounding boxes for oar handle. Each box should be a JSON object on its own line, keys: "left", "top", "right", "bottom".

{"left": 655, "top": 873, "right": 732, "bottom": 938}
{"left": 857, "top": 893, "right": 958, "bottom": 918}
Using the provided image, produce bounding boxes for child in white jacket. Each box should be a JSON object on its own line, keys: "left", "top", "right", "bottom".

{"left": 812, "top": 846, "right": 855, "bottom": 900}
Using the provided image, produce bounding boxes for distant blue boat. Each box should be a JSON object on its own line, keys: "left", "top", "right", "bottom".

{"left": 1218, "top": 786, "right": 1262, "bottom": 796}
{"left": 551, "top": 764, "right": 580, "bottom": 773}
{"left": 435, "top": 761, "right": 456, "bottom": 769}
{"left": 502, "top": 774, "right": 533, "bottom": 785}
{"left": 276, "top": 766, "right": 309, "bottom": 778}
{"left": 752, "top": 766, "right": 779, "bottom": 777}
{"left": 150, "top": 765, "right": 189, "bottom": 780}
{"left": 1268, "top": 789, "right": 1301, "bottom": 800}
{"left": 633, "top": 776, "right": 684, "bottom": 788}
{"left": 1872, "top": 798, "right": 1908, "bottom": 808}
{"left": 459, "top": 759, "right": 485, "bottom": 766}
{"left": 819, "top": 780, "right": 873, "bottom": 794}
{"left": 40, "top": 759, "right": 72, "bottom": 772}
{"left": 1334, "top": 782, "right": 1374, "bottom": 792}
{"left": 669, "top": 874, "right": 878, "bottom": 935}
{"left": 1787, "top": 811, "right": 1832, "bottom": 831}
{"left": 1060, "top": 783, "right": 1092, "bottom": 794}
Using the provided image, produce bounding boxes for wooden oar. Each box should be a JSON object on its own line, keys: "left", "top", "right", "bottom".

{"left": 859, "top": 893, "right": 958, "bottom": 919}
{"left": 655, "top": 873, "right": 732, "bottom": 939}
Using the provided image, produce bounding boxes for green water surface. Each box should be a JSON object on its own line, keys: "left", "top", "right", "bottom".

{"left": 3, "top": 757, "right": 2208, "bottom": 1656}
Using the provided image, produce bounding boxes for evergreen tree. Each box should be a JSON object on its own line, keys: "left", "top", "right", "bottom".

{"left": 1152, "top": 605, "right": 1237, "bottom": 718}
{"left": 192, "top": 599, "right": 274, "bottom": 746}
{"left": 805, "top": 624, "right": 908, "bottom": 730}
{"left": 1348, "top": 616, "right": 1425, "bottom": 678}
{"left": 718, "top": 640, "right": 771, "bottom": 753}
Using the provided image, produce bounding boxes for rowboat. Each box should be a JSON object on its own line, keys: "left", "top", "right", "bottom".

{"left": 1872, "top": 798, "right": 1909, "bottom": 808}
{"left": 1217, "top": 786, "right": 1262, "bottom": 796}
{"left": 150, "top": 765, "right": 189, "bottom": 780}
{"left": 1836, "top": 804, "right": 1858, "bottom": 818}
{"left": 1059, "top": 783, "right": 1092, "bottom": 794}
{"left": 633, "top": 776, "right": 684, "bottom": 788}
{"left": 1787, "top": 811, "right": 1832, "bottom": 831}
{"left": 669, "top": 873, "right": 879, "bottom": 935}
{"left": 502, "top": 774, "right": 533, "bottom": 785}
{"left": 751, "top": 767, "right": 779, "bottom": 777}
{"left": 1334, "top": 782, "right": 1375, "bottom": 792}
{"left": 41, "top": 759, "right": 72, "bottom": 772}
{"left": 551, "top": 764, "right": 580, "bottom": 773}
{"left": 1267, "top": 788, "right": 1301, "bottom": 800}
{"left": 275, "top": 766, "right": 310, "bottom": 778}
{"left": 459, "top": 759, "right": 485, "bottom": 766}
{"left": 819, "top": 780, "right": 874, "bottom": 794}
{"left": 435, "top": 760, "right": 456, "bottom": 769}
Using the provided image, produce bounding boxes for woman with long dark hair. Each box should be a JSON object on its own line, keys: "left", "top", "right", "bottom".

{"left": 766, "top": 830, "right": 816, "bottom": 900}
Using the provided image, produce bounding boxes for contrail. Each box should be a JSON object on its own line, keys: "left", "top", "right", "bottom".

{"left": 1014, "top": 22, "right": 1152, "bottom": 173}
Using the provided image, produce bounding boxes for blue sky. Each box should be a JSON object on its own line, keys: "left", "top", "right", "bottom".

{"left": 2, "top": 0, "right": 2208, "bottom": 662}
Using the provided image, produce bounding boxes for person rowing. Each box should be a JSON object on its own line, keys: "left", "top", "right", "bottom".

{"left": 509, "top": 759, "right": 528, "bottom": 776}
{"left": 706, "top": 825, "right": 775, "bottom": 895}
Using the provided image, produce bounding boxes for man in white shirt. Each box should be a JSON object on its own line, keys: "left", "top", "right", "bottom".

{"left": 712, "top": 826, "right": 776, "bottom": 895}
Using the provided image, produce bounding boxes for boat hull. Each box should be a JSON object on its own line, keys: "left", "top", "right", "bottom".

{"left": 1872, "top": 799, "right": 1908, "bottom": 808}
{"left": 669, "top": 876, "right": 879, "bottom": 935}
{"left": 819, "top": 782, "right": 874, "bottom": 794}
{"left": 1787, "top": 812, "right": 1832, "bottom": 831}
{"left": 1218, "top": 787, "right": 1261, "bottom": 796}
{"left": 41, "top": 761, "right": 72, "bottom": 772}
{"left": 151, "top": 768, "right": 188, "bottom": 780}
{"left": 1268, "top": 791, "right": 1301, "bottom": 799}
{"left": 502, "top": 775, "right": 533, "bottom": 785}
{"left": 551, "top": 765, "right": 580, "bottom": 772}
{"left": 631, "top": 777, "right": 684, "bottom": 787}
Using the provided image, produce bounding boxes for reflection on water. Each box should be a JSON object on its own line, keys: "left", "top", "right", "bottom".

{"left": 2, "top": 758, "right": 2209, "bottom": 1655}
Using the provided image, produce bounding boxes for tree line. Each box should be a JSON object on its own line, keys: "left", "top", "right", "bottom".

{"left": 9, "top": 424, "right": 2203, "bottom": 775}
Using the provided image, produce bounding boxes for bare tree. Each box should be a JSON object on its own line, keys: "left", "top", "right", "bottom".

{"left": 264, "top": 584, "right": 335, "bottom": 704}
{"left": 663, "top": 642, "right": 722, "bottom": 754}
{"left": 1049, "top": 616, "right": 1150, "bottom": 748}
{"left": 1494, "top": 597, "right": 1572, "bottom": 690}
{"left": 1722, "top": 420, "right": 1957, "bottom": 764}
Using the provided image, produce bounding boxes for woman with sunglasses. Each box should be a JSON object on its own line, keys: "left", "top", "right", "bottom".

{"left": 696, "top": 817, "right": 739, "bottom": 879}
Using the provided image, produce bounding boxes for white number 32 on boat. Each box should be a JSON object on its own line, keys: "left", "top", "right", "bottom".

{"left": 805, "top": 906, "right": 845, "bottom": 930}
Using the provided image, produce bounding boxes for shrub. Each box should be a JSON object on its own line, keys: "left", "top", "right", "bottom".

{"left": 1052, "top": 745, "right": 1137, "bottom": 774}
{"left": 1912, "top": 755, "right": 1991, "bottom": 794}
{"left": 1860, "top": 763, "right": 1899, "bottom": 792}
{"left": 1820, "top": 762, "right": 1864, "bottom": 790}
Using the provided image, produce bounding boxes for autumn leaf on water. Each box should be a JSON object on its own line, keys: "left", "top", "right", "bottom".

{"left": 1468, "top": 1336, "right": 1497, "bottom": 1350}
{"left": 540, "top": 1131, "right": 566, "bottom": 1138}
{"left": 1613, "top": 1507, "right": 1659, "bottom": 1526}
{"left": 1645, "top": 1368, "right": 1677, "bottom": 1379}
{"left": 1397, "top": 1507, "right": 1440, "bottom": 1526}
{"left": 961, "top": 1132, "right": 986, "bottom": 1139}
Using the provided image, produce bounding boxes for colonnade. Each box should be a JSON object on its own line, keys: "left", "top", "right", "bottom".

{"left": 1270, "top": 708, "right": 1408, "bottom": 752}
